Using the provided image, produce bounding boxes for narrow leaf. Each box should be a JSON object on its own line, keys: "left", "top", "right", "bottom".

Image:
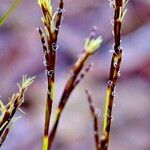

{"left": 0, "top": 0, "right": 21, "bottom": 26}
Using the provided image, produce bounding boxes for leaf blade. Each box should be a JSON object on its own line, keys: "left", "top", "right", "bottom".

{"left": 0, "top": 0, "right": 21, "bottom": 26}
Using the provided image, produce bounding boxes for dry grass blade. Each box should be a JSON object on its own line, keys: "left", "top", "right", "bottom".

{"left": 85, "top": 90, "right": 100, "bottom": 150}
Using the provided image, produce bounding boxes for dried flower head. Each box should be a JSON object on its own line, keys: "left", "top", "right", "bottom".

{"left": 0, "top": 75, "right": 34, "bottom": 146}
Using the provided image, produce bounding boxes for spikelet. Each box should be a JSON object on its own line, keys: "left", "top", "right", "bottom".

{"left": 37, "top": 0, "right": 54, "bottom": 33}
{"left": 0, "top": 75, "right": 34, "bottom": 146}
{"left": 84, "top": 36, "right": 102, "bottom": 54}
{"left": 38, "top": 0, "right": 52, "bottom": 14}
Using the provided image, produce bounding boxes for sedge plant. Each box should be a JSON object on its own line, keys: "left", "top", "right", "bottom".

{"left": 48, "top": 28, "right": 102, "bottom": 149}
{"left": 85, "top": 0, "right": 128, "bottom": 150}
{"left": 37, "top": 0, "right": 102, "bottom": 150}
{"left": 0, "top": 0, "right": 128, "bottom": 149}
{"left": 100, "top": 1, "right": 127, "bottom": 149}
{"left": 37, "top": 0, "right": 64, "bottom": 149}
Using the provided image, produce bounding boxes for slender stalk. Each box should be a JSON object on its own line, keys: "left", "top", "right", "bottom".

{"left": 100, "top": 0, "right": 127, "bottom": 149}
{"left": 85, "top": 90, "right": 100, "bottom": 150}
{"left": 48, "top": 50, "right": 90, "bottom": 148}
{"left": 37, "top": 1, "right": 64, "bottom": 149}
{"left": 48, "top": 30, "right": 102, "bottom": 149}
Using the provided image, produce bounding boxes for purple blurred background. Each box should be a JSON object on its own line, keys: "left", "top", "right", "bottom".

{"left": 0, "top": 0, "right": 150, "bottom": 150}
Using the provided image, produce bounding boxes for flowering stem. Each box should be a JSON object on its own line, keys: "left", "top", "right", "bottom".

{"left": 100, "top": 0, "right": 127, "bottom": 149}
{"left": 48, "top": 29, "right": 102, "bottom": 149}
{"left": 38, "top": 0, "right": 64, "bottom": 149}
{"left": 48, "top": 50, "right": 90, "bottom": 148}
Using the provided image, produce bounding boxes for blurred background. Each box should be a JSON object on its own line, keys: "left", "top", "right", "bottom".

{"left": 0, "top": 0, "right": 150, "bottom": 150}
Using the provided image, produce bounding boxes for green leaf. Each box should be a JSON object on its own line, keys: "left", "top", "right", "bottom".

{"left": 0, "top": 0, "right": 21, "bottom": 26}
